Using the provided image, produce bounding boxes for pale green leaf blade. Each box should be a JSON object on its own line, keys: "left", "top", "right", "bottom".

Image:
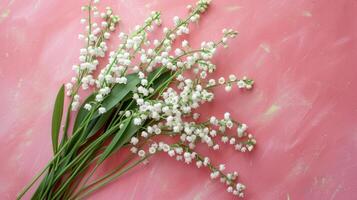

{"left": 115, "top": 120, "right": 141, "bottom": 149}
{"left": 97, "top": 118, "right": 132, "bottom": 164}
{"left": 51, "top": 85, "right": 65, "bottom": 154}
{"left": 86, "top": 108, "right": 114, "bottom": 138}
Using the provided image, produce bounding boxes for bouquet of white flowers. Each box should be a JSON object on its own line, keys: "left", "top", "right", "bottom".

{"left": 18, "top": 0, "right": 256, "bottom": 199}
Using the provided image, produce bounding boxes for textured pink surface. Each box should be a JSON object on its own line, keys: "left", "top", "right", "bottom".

{"left": 1, "top": 0, "right": 357, "bottom": 199}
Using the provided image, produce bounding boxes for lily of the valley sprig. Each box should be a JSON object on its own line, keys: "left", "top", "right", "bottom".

{"left": 18, "top": 0, "right": 256, "bottom": 199}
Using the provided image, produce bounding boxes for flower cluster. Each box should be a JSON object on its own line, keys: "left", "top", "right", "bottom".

{"left": 83, "top": 0, "right": 255, "bottom": 197}
{"left": 65, "top": 0, "right": 120, "bottom": 111}
{"left": 67, "top": 0, "right": 256, "bottom": 197}
{"left": 19, "top": 0, "right": 257, "bottom": 199}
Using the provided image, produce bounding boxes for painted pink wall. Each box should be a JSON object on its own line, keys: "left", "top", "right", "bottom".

{"left": 1, "top": 0, "right": 356, "bottom": 199}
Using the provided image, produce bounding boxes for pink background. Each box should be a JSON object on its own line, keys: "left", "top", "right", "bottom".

{"left": 1, "top": 0, "right": 357, "bottom": 199}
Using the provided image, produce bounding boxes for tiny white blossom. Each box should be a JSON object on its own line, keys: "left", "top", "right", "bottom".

{"left": 98, "top": 107, "right": 106, "bottom": 114}
{"left": 221, "top": 136, "right": 229, "bottom": 143}
{"left": 71, "top": 101, "right": 80, "bottom": 111}
{"left": 237, "top": 123, "right": 248, "bottom": 137}
{"left": 125, "top": 111, "right": 131, "bottom": 117}
{"left": 226, "top": 121, "right": 233, "bottom": 129}
{"left": 237, "top": 80, "right": 245, "bottom": 88}
{"left": 218, "top": 77, "right": 225, "bottom": 84}
{"left": 130, "top": 137, "right": 139, "bottom": 145}
{"left": 138, "top": 150, "right": 146, "bottom": 157}
{"left": 80, "top": 18, "right": 86, "bottom": 24}
{"left": 104, "top": 32, "right": 110, "bottom": 39}
{"left": 196, "top": 160, "right": 203, "bottom": 168}
{"left": 133, "top": 118, "right": 142, "bottom": 125}
{"left": 182, "top": 40, "right": 188, "bottom": 48}
{"left": 130, "top": 147, "right": 138, "bottom": 154}
{"left": 203, "top": 157, "right": 210, "bottom": 166}
{"left": 175, "top": 48, "right": 183, "bottom": 56}
{"left": 65, "top": 83, "right": 73, "bottom": 90}
{"left": 141, "top": 131, "right": 148, "bottom": 138}
{"left": 162, "top": 144, "right": 170, "bottom": 152}
{"left": 225, "top": 85, "right": 232, "bottom": 92}
{"left": 168, "top": 150, "right": 175, "bottom": 157}
{"left": 229, "top": 137, "right": 236, "bottom": 145}
{"left": 229, "top": 74, "right": 237, "bottom": 81}
{"left": 224, "top": 112, "right": 230, "bottom": 120}
{"left": 95, "top": 94, "right": 103, "bottom": 102}
{"left": 219, "top": 164, "right": 225, "bottom": 171}
{"left": 149, "top": 147, "right": 156, "bottom": 154}
{"left": 173, "top": 16, "right": 180, "bottom": 25}
{"left": 84, "top": 103, "right": 92, "bottom": 110}
{"left": 210, "top": 171, "right": 220, "bottom": 179}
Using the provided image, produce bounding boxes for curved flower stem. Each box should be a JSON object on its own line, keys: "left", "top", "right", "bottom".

{"left": 69, "top": 135, "right": 155, "bottom": 199}
{"left": 16, "top": 136, "right": 75, "bottom": 200}
{"left": 20, "top": 109, "right": 116, "bottom": 199}
{"left": 69, "top": 154, "right": 136, "bottom": 200}
{"left": 75, "top": 155, "right": 152, "bottom": 200}
{"left": 73, "top": 132, "right": 154, "bottom": 198}
{"left": 39, "top": 106, "right": 98, "bottom": 199}
{"left": 17, "top": 116, "right": 94, "bottom": 200}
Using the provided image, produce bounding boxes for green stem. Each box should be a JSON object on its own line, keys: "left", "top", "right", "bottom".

{"left": 75, "top": 155, "right": 151, "bottom": 200}
{"left": 71, "top": 154, "right": 136, "bottom": 200}
{"left": 16, "top": 137, "right": 74, "bottom": 200}
{"left": 51, "top": 146, "right": 96, "bottom": 200}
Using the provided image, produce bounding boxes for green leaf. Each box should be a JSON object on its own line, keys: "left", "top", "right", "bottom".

{"left": 115, "top": 119, "right": 142, "bottom": 149}
{"left": 152, "top": 70, "right": 173, "bottom": 90}
{"left": 148, "top": 67, "right": 168, "bottom": 82}
{"left": 72, "top": 93, "right": 95, "bottom": 134}
{"left": 97, "top": 118, "right": 132, "bottom": 164}
{"left": 92, "top": 73, "right": 140, "bottom": 118}
{"left": 73, "top": 73, "right": 139, "bottom": 133}
{"left": 86, "top": 108, "right": 114, "bottom": 138}
{"left": 51, "top": 85, "right": 65, "bottom": 154}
